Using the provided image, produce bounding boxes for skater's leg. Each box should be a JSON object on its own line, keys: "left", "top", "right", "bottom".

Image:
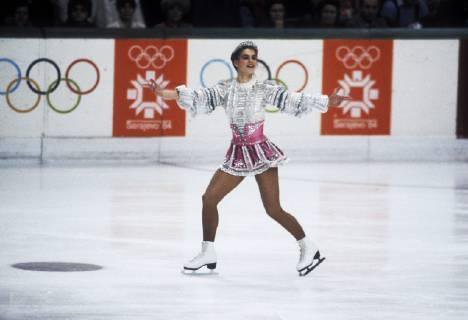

{"left": 256, "top": 167, "right": 324, "bottom": 275}
{"left": 255, "top": 167, "right": 305, "bottom": 240}
{"left": 183, "top": 170, "right": 243, "bottom": 271}
{"left": 202, "top": 169, "right": 244, "bottom": 241}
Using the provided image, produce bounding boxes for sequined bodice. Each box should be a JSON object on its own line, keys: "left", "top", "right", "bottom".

{"left": 224, "top": 78, "right": 265, "bottom": 135}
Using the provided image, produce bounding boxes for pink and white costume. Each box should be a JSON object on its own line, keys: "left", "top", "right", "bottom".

{"left": 176, "top": 77, "right": 328, "bottom": 176}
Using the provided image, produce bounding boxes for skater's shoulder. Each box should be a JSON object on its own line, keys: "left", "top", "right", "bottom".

{"left": 216, "top": 79, "right": 234, "bottom": 87}
{"left": 260, "top": 79, "right": 285, "bottom": 88}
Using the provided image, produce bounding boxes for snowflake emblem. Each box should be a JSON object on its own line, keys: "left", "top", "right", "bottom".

{"left": 127, "top": 71, "right": 170, "bottom": 118}
{"left": 337, "top": 70, "right": 379, "bottom": 118}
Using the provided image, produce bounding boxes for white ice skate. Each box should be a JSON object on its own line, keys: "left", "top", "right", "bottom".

{"left": 183, "top": 241, "right": 217, "bottom": 271}
{"left": 296, "top": 237, "right": 325, "bottom": 277}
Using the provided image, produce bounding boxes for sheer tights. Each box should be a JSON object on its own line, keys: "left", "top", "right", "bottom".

{"left": 201, "top": 167, "right": 305, "bottom": 241}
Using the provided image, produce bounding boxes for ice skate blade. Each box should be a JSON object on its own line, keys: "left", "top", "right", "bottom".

{"left": 181, "top": 266, "right": 218, "bottom": 276}
{"left": 298, "top": 257, "right": 325, "bottom": 277}
{"left": 181, "top": 269, "right": 219, "bottom": 276}
{"left": 183, "top": 262, "right": 217, "bottom": 271}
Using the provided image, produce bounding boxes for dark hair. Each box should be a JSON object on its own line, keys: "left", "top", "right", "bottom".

{"left": 117, "top": 0, "right": 136, "bottom": 9}
{"left": 269, "top": 0, "right": 285, "bottom": 7}
{"left": 317, "top": 0, "right": 341, "bottom": 24}
{"left": 318, "top": 0, "right": 340, "bottom": 13}
{"left": 68, "top": 0, "right": 92, "bottom": 16}
{"left": 230, "top": 41, "right": 258, "bottom": 70}
{"left": 161, "top": 0, "right": 190, "bottom": 14}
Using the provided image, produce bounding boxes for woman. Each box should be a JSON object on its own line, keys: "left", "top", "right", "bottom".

{"left": 154, "top": 0, "right": 191, "bottom": 28}
{"left": 317, "top": 0, "right": 341, "bottom": 27}
{"left": 266, "top": 0, "right": 287, "bottom": 28}
{"left": 106, "top": 0, "right": 146, "bottom": 28}
{"left": 63, "top": 0, "right": 94, "bottom": 27}
{"left": 145, "top": 41, "right": 350, "bottom": 276}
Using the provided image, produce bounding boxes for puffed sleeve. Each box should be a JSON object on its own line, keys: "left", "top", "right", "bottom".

{"left": 263, "top": 82, "right": 329, "bottom": 117}
{"left": 175, "top": 80, "right": 229, "bottom": 116}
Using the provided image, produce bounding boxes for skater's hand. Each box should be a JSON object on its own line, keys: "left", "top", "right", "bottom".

{"left": 142, "top": 79, "right": 178, "bottom": 100}
{"left": 142, "top": 79, "right": 163, "bottom": 96}
{"left": 328, "top": 87, "right": 352, "bottom": 107}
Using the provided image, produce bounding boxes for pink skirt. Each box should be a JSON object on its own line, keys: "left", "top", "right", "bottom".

{"left": 220, "top": 121, "right": 288, "bottom": 176}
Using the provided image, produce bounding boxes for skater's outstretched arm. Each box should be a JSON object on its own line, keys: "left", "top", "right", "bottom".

{"left": 143, "top": 78, "right": 228, "bottom": 116}
{"left": 264, "top": 84, "right": 351, "bottom": 116}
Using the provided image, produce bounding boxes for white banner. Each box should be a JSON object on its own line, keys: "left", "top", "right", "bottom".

{"left": 0, "top": 39, "right": 114, "bottom": 138}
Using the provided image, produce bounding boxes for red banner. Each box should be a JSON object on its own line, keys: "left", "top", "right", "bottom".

{"left": 113, "top": 39, "right": 187, "bottom": 137}
{"left": 321, "top": 40, "right": 393, "bottom": 135}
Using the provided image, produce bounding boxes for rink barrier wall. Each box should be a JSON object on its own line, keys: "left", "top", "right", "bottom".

{"left": 0, "top": 28, "right": 467, "bottom": 162}
{"left": 2, "top": 136, "right": 468, "bottom": 164}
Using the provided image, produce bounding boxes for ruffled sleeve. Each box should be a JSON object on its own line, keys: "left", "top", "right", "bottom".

{"left": 175, "top": 80, "right": 229, "bottom": 116}
{"left": 263, "top": 83, "right": 329, "bottom": 117}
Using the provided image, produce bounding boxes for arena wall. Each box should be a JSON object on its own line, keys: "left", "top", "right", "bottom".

{"left": 0, "top": 35, "right": 467, "bottom": 163}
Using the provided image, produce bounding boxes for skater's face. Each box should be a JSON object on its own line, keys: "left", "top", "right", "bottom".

{"left": 234, "top": 48, "right": 257, "bottom": 76}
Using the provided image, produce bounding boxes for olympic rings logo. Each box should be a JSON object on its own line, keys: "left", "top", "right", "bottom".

{"left": 128, "top": 45, "right": 175, "bottom": 70}
{"left": 335, "top": 46, "right": 381, "bottom": 70}
{"left": 1, "top": 57, "right": 100, "bottom": 114}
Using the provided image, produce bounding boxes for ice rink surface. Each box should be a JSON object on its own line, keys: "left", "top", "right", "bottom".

{"left": 1, "top": 161, "right": 468, "bottom": 320}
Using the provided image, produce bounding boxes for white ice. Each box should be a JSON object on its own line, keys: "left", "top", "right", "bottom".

{"left": 1, "top": 162, "right": 468, "bottom": 320}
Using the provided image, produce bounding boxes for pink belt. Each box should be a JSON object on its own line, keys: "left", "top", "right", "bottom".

{"left": 231, "top": 121, "right": 266, "bottom": 145}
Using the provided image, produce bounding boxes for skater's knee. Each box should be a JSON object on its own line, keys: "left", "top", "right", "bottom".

{"left": 202, "top": 193, "right": 221, "bottom": 207}
{"left": 264, "top": 204, "right": 283, "bottom": 219}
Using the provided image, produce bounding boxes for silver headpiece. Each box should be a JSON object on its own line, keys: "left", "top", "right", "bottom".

{"left": 234, "top": 41, "right": 258, "bottom": 52}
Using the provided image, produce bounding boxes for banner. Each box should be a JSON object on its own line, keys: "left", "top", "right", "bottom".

{"left": 321, "top": 40, "right": 393, "bottom": 135}
{"left": 113, "top": 39, "right": 187, "bottom": 137}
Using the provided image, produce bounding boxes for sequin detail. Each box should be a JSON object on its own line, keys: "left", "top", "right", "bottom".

{"left": 220, "top": 121, "right": 287, "bottom": 176}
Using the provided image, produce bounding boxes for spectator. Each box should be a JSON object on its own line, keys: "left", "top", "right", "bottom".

{"left": 2, "top": 0, "right": 58, "bottom": 27}
{"left": 64, "top": 0, "right": 94, "bottom": 27}
{"left": 239, "top": 0, "right": 268, "bottom": 28}
{"left": 51, "top": 0, "right": 147, "bottom": 28}
{"left": 380, "top": 0, "right": 429, "bottom": 28}
{"left": 339, "top": 0, "right": 355, "bottom": 25}
{"left": 316, "top": 0, "right": 341, "bottom": 27}
{"left": 346, "top": 0, "right": 388, "bottom": 27}
{"left": 107, "top": 0, "right": 146, "bottom": 28}
{"left": 12, "top": 0, "right": 33, "bottom": 27}
{"left": 2, "top": 0, "right": 33, "bottom": 27}
{"left": 155, "top": 0, "right": 191, "bottom": 28}
{"left": 266, "top": 0, "right": 289, "bottom": 28}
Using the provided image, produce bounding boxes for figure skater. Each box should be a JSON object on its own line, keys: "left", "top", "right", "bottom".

{"left": 145, "top": 41, "right": 350, "bottom": 276}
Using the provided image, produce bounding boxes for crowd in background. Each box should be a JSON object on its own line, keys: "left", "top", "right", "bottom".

{"left": 1, "top": 0, "right": 467, "bottom": 29}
